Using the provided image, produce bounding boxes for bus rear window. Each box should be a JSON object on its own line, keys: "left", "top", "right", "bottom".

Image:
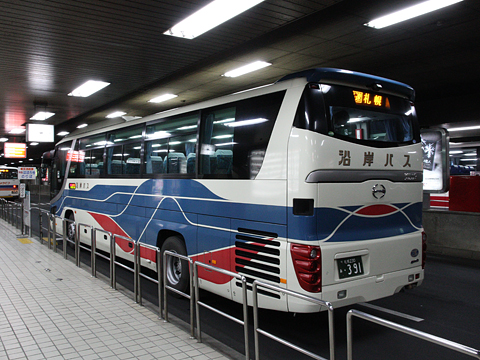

{"left": 296, "top": 83, "right": 420, "bottom": 147}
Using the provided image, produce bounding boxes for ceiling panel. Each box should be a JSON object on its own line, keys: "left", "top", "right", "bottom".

{"left": 1, "top": 0, "right": 480, "bottom": 165}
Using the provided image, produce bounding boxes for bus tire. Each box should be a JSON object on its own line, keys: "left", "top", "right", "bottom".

{"left": 67, "top": 212, "right": 76, "bottom": 248}
{"left": 161, "top": 236, "right": 189, "bottom": 295}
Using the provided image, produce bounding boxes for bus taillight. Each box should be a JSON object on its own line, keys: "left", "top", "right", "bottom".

{"left": 422, "top": 231, "right": 427, "bottom": 269}
{"left": 13, "top": 185, "right": 17, "bottom": 189}
{"left": 291, "top": 243, "right": 321, "bottom": 293}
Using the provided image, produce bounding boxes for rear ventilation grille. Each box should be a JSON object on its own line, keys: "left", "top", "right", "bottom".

{"left": 234, "top": 228, "right": 281, "bottom": 298}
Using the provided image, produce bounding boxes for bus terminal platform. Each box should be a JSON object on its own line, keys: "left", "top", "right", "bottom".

{"left": 0, "top": 218, "right": 234, "bottom": 360}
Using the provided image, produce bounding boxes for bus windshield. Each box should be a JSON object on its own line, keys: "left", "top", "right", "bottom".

{"left": 0, "top": 168, "right": 18, "bottom": 179}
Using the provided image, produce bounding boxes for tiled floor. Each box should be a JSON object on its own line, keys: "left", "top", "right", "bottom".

{"left": 0, "top": 219, "right": 232, "bottom": 360}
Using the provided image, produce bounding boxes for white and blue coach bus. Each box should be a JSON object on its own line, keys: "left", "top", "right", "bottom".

{"left": 47, "top": 68, "right": 425, "bottom": 312}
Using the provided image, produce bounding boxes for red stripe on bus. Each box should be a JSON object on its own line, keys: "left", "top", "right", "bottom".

{"left": 355, "top": 204, "right": 397, "bottom": 216}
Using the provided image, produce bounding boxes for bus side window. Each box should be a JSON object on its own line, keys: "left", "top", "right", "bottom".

{"left": 199, "top": 91, "right": 284, "bottom": 179}
{"left": 145, "top": 139, "right": 167, "bottom": 175}
{"left": 199, "top": 109, "right": 235, "bottom": 177}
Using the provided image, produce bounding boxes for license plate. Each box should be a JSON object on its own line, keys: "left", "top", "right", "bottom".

{"left": 338, "top": 256, "right": 364, "bottom": 279}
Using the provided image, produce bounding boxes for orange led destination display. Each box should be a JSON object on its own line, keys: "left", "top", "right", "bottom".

{"left": 4, "top": 142, "right": 27, "bottom": 158}
{"left": 352, "top": 90, "right": 390, "bottom": 108}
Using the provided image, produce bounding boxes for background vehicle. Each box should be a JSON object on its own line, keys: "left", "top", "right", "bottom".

{"left": 0, "top": 166, "right": 19, "bottom": 198}
{"left": 45, "top": 68, "right": 425, "bottom": 312}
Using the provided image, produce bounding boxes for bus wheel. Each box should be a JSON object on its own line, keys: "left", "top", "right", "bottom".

{"left": 161, "top": 236, "right": 189, "bottom": 295}
{"left": 67, "top": 213, "right": 76, "bottom": 248}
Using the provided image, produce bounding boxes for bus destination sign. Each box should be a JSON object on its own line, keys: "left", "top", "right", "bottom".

{"left": 352, "top": 90, "right": 390, "bottom": 109}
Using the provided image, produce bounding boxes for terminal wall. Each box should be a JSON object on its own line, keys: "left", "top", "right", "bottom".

{"left": 423, "top": 210, "right": 480, "bottom": 260}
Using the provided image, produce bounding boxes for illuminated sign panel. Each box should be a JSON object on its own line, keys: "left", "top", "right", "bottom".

{"left": 66, "top": 150, "right": 85, "bottom": 163}
{"left": 421, "top": 128, "right": 450, "bottom": 193}
{"left": 4, "top": 142, "right": 27, "bottom": 158}
{"left": 26, "top": 124, "right": 55, "bottom": 142}
{"left": 352, "top": 90, "right": 390, "bottom": 108}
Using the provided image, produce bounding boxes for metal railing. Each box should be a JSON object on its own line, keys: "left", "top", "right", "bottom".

{"left": 137, "top": 242, "right": 163, "bottom": 319}
{"left": 111, "top": 234, "right": 138, "bottom": 301}
{"left": 347, "top": 309, "right": 480, "bottom": 359}
{"left": 252, "top": 280, "right": 335, "bottom": 360}
{"left": 163, "top": 251, "right": 195, "bottom": 337}
{"left": 193, "top": 262, "right": 249, "bottom": 360}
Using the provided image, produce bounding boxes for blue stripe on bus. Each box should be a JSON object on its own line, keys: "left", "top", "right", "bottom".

{"left": 54, "top": 179, "right": 422, "bottom": 248}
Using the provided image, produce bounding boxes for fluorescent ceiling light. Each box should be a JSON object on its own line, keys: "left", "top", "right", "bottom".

{"left": 224, "top": 118, "right": 267, "bottom": 128}
{"left": 0, "top": 138, "right": 8, "bottom": 142}
{"left": 68, "top": 80, "right": 110, "bottom": 97}
{"left": 30, "top": 111, "right": 55, "bottom": 121}
{"left": 164, "top": 0, "right": 264, "bottom": 39}
{"left": 460, "top": 158, "right": 477, "bottom": 161}
{"left": 364, "top": 0, "right": 463, "bottom": 29}
{"left": 449, "top": 150, "right": 463, "bottom": 154}
{"left": 448, "top": 125, "right": 480, "bottom": 132}
{"left": 224, "top": 61, "right": 271, "bottom": 78}
{"left": 77, "top": 124, "right": 88, "bottom": 129}
{"left": 57, "top": 131, "right": 69, "bottom": 136}
{"left": 106, "top": 111, "right": 126, "bottom": 118}
{"left": 464, "top": 153, "right": 477, "bottom": 156}
{"left": 149, "top": 94, "right": 178, "bottom": 103}
{"left": 9, "top": 128, "right": 25, "bottom": 134}
{"left": 30, "top": 142, "right": 39, "bottom": 146}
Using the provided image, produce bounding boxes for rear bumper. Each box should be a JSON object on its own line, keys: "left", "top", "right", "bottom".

{"left": 287, "top": 266, "right": 423, "bottom": 313}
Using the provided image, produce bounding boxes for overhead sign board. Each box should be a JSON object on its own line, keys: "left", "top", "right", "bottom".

{"left": 4, "top": 142, "right": 27, "bottom": 158}
{"left": 18, "top": 167, "right": 36, "bottom": 180}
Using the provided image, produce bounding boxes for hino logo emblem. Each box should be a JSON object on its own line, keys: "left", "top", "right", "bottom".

{"left": 372, "top": 184, "right": 386, "bottom": 199}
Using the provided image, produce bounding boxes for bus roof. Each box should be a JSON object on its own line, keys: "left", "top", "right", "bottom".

{"left": 277, "top": 68, "right": 415, "bottom": 101}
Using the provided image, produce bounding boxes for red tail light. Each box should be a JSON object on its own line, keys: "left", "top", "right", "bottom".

{"left": 422, "top": 231, "right": 427, "bottom": 269}
{"left": 13, "top": 185, "right": 17, "bottom": 189}
{"left": 291, "top": 243, "right": 321, "bottom": 293}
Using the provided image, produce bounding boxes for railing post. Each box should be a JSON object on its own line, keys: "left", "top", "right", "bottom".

{"left": 39, "top": 207, "right": 43, "bottom": 243}
{"left": 90, "top": 226, "right": 96, "bottom": 277}
{"left": 157, "top": 249, "right": 163, "bottom": 319}
{"left": 134, "top": 240, "right": 139, "bottom": 303}
{"left": 241, "top": 276, "right": 249, "bottom": 359}
{"left": 75, "top": 221, "right": 80, "bottom": 267}
{"left": 194, "top": 263, "right": 201, "bottom": 342}
{"left": 253, "top": 282, "right": 260, "bottom": 360}
{"left": 62, "top": 217, "right": 68, "bottom": 258}
{"left": 163, "top": 252, "right": 169, "bottom": 323}
{"left": 47, "top": 212, "right": 52, "bottom": 251}
{"left": 111, "top": 235, "right": 116, "bottom": 289}
{"left": 20, "top": 201, "right": 24, "bottom": 234}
